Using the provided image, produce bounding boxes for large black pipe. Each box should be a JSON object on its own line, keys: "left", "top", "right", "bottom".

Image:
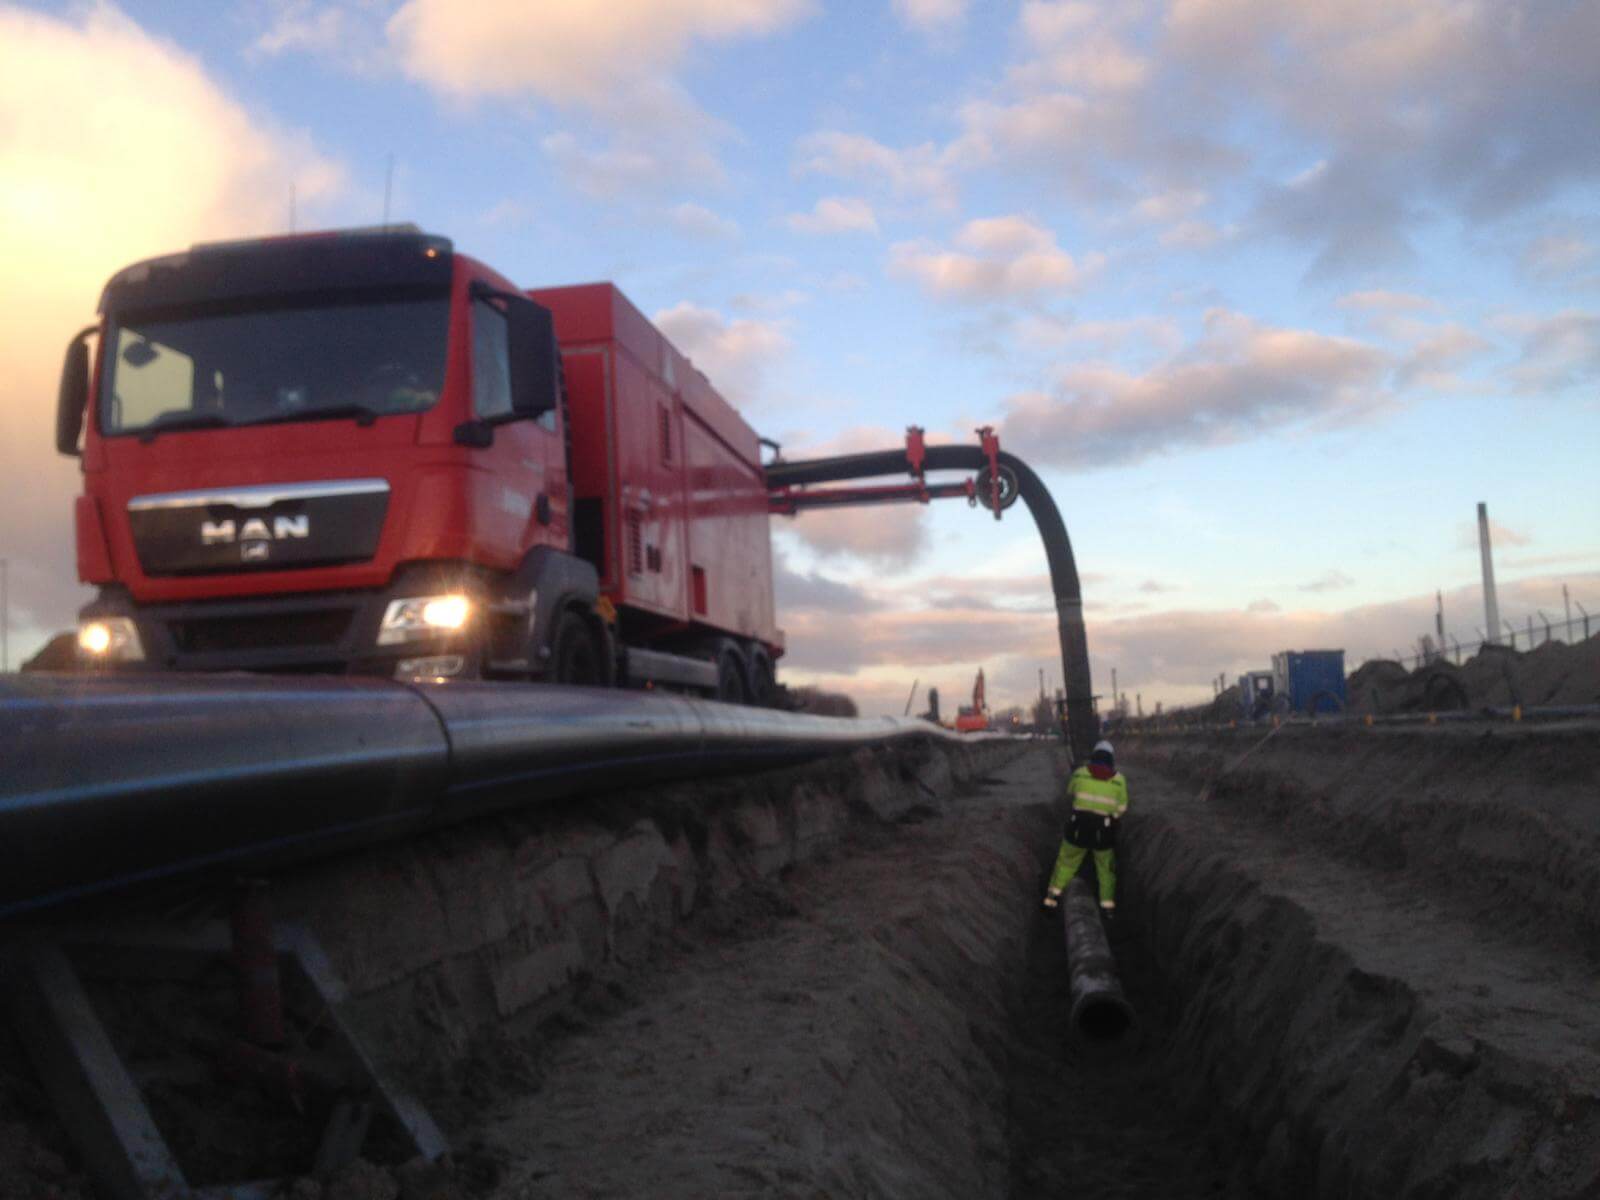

{"left": 0, "top": 672, "right": 970, "bottom": 919}
{"left": 1061, "top": 877, "right": 1135, "bottom": 1042}
{"left": 767, "top": 446, "right": 1097, "bottom": 760}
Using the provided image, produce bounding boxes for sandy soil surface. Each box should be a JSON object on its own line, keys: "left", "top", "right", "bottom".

{"left": 1123, "top": 729, "right": 1600, "bottom": 1198}
{"left": 458, "top": 750, "right": 1055, "bottom": 1197}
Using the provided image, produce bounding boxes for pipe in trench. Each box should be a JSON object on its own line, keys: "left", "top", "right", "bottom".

{"left": 766, "top": 446, "right": 1097, "bottom": 761}
{"left": 1061, "top": 877, "right": 1136, "bottom": 1042}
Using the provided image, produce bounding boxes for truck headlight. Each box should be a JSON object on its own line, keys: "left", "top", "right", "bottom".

{"left": 377, "top": 594, "right": 472, "bottom": 645}
{"left": 78, "top": 617, "right": 145, "bottom": 663}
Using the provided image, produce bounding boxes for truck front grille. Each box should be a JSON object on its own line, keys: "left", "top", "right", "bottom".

{"left": 169, "top": 609, "right": 354, "bottom": 654}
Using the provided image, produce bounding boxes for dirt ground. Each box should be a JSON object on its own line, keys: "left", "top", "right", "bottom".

{"left": 442, "top": 747, "right": 1247, "bottom": 1199}
{"left": 7, "top": 729, "right": 1597, "bottom": 1198}
{"left": 1122, "top": 726, "right": 1600, "bottom": 1198}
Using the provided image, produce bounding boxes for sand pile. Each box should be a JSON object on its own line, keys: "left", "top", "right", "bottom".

{"left": 1348, "top": 634, "right": 1600, "bottom": 714}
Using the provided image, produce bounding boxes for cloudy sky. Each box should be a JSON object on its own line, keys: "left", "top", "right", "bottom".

{"left": 1, "top": 0, "right": 1597, "bottom": 712}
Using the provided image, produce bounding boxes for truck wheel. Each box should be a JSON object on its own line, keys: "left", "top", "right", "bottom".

{"left": 551, "top": 611, "right": 601, "bottom": 686}
{"left": 715, "top": 643, "right": 749, "bottom": 704}
{"left": 748, "top": 646, "right": 776, "bottom": 707}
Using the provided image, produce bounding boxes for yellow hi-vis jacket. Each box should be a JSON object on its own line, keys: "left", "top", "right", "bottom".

{"left": 1068, "top": 767, "right": 1129, "bottom": 818}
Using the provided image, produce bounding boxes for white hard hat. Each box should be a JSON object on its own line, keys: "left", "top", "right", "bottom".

{"left": 1093, "top": 740, "right": 1115, "bottom": 757}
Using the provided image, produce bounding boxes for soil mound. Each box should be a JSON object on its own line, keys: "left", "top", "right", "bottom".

{"left": 1349, "top": 634, "right": 1600, "bottom": 713}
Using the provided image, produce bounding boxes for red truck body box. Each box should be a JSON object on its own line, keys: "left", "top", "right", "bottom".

{"left": 530, "top": 284, "right": 780, "bottom": 653}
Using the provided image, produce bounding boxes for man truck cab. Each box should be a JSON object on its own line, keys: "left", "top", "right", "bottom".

{"left": 58, "top": 227, "right": 782, "bottom": 704}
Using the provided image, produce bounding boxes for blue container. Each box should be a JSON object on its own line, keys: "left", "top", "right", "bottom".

{"left": 1272, "top": 650, "right": 1347, "bottom": 715}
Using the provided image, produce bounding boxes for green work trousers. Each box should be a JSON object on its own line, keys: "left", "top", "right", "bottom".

{"left": 1050, "top": 842, "right": 1116, "bottom": 905}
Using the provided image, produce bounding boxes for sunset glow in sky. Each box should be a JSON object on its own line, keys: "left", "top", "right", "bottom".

{"left": 1, "top": 1, "right": 1596, "bottom": 712}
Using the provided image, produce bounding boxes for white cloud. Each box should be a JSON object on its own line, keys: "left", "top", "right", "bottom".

{"left": 1455, "top": 519, "right": 1531, "bottom": 552}
{"left": 1394, "top": 325, "right": 1491, "bottom": 391}
{"left": 1061, "top": 317, "right": 1185, "bottom": 356}
{"left": 1158, "top": 219, "right": 1224, "bottom": 248}
{"left": 794, "top": 131, "right": 957, "bottom": 207}
{"left": 1133, "top": 188, "right": 1208, "bottom": 223}
{"left": 1522, "top": 234, "right": 1597, "bottom": 282}
{"left": 387, "top": 0, "right": 812, "bottom": 107}
{"left": 892, "top": 0, "right": 969, "bottom": 34}
{"left": 929, "top": 2, "right": 1600, "bottom": 273}
{"left": 653, "top": 302, "right": 790, "bottom": 409}
{"left": 1018, "top": 1, "right": 1116, "bottom": 45}
{"left": 667, "top": 201, "right": 740, "bottom": 240}
{"left": 1337, "top": 290, "right": 1441, "bottom": 315}
{"left": 0, "top": 3, "right": 342, "bottom": 659}
{"left": 251, "top": 0, "right": 350, "bottom": 57}
{"left": 541, "top": 128, "right": 724, "bottom": 198}
{"left": 1000, "top": 309, "right": 1391, "bottom": 466}
{"left": 889, "top": 216, "right": 1098, "bottom": 301}
{"left": 785, "top": 196, "right": 879, "bottom": 235}
{"left": 777, "top": 506, "right": 930, "bottom": 570}
{"left": 1501, "top": 310, "right": 1600, "bottom": 393}
{"left": 1298, "top": 569, "right": 1354, "bottom": 594}
{"left": 386, "top": 0, "right": 811, "bottom": 194}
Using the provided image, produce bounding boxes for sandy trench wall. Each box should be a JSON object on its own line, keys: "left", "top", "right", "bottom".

{"left": 1116, "top": 730, "right": 1600, "bottom": 1200}
{"left": 1133, "top": 726, "right": 1600, "bottom": 955}
{"left": 266, "top": 737, "right": 1024, "bottom": 1086}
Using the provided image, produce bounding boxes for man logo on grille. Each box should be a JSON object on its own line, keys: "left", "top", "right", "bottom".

{"left": 200, "top": 515, "right": 310, "bottom": 546}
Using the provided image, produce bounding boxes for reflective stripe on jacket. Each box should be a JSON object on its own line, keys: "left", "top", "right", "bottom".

{"left": 1068, "top": 766, "right": 1128, "bottom": 817}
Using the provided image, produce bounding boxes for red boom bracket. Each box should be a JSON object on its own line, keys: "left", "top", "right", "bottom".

{"left": 767, "top": 426, "right": 1008, "bottom": 519}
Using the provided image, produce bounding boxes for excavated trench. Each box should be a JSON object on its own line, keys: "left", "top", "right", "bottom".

{"left": 4, "top": 731, "right": 1597, "bottom": 1198}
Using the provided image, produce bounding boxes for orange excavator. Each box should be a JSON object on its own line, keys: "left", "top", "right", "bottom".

{"left": 954, "top": 668, "right": 990, "bottom": 733}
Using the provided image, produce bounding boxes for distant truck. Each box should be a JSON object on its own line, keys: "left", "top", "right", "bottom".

{"left": 1238, "top": 670, "right": 1276, "bottom": 719}
{"left": 55, "top": 227, "right": 781, "bottom": 702}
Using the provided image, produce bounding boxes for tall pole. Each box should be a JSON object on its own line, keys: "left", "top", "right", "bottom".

{"left": 380, "top": 152, "right": 393, "bottom": 230}
{"left": 1435, "top": 590, "right": 1444, "bottom": 660}
{"left": 1111, "top": 668, "right": 1118, "bottom": 714}
{"left": 1478, "top": 502, "right": 1501, "bottom": 645}
{"left": 1, "top": 558, "right": 8, "bottom": 673}
{"left": 1564, "top": 584, "right": 1572, "bottom": 639}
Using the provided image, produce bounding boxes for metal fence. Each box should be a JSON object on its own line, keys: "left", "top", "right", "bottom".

{"left": 1353, "top": 607, "right": 1593, "bottom": 674}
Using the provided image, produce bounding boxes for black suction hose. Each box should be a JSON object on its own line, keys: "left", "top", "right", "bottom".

{"left": 767, "top": 446, "right": 1097, "bottom": 761}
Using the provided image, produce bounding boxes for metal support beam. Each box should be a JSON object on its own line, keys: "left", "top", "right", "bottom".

{"left": 2, "top": 941, "right": 187, "bottom": 1200}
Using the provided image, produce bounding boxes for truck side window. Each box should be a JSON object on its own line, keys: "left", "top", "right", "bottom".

{"left": 472, "top": 298, "right": 513, "bottom": 420}
{"left": 110, "top": 330, "right": 196, "bottom": 429}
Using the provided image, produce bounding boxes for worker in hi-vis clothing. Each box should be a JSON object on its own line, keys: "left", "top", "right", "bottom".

{"left": 1042, "top": 740, "right": 1128, "bottom": 914}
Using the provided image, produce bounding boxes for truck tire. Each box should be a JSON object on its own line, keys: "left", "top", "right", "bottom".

{"left": 748, "top": 646, "right": 776, "bottom": 707}
{"left": 715, "top": 643, "right": 749, "bottom": 704}
{"left": 551, "top": 611, "right": 602, "bottom": 686}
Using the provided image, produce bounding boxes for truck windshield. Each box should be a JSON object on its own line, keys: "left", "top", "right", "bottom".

{"left": 99, "top": 294, "right": 451, "bottom": 436}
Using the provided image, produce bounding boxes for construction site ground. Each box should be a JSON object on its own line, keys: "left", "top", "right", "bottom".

{"left": 3, "top": 724, "right": 1598, "bottom": 1198}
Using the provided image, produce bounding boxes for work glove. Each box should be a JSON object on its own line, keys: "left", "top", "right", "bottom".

{"left": 1041, "top": 887, "right": 1062, "bottom": 910}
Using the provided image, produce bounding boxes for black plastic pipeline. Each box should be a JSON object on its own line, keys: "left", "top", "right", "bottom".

{"left": 0, "top": 672, "right": 970, "bottom": 920}
{"left": 1060, "top": 877, "right": 1136, "bottom": 1043}
{"left": 767, "top": 446, "right": 1097, "bottom": 760}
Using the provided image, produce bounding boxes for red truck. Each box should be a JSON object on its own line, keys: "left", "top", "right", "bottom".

{"left": 55, "top": 226, "right": 782, "bottom": 702}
